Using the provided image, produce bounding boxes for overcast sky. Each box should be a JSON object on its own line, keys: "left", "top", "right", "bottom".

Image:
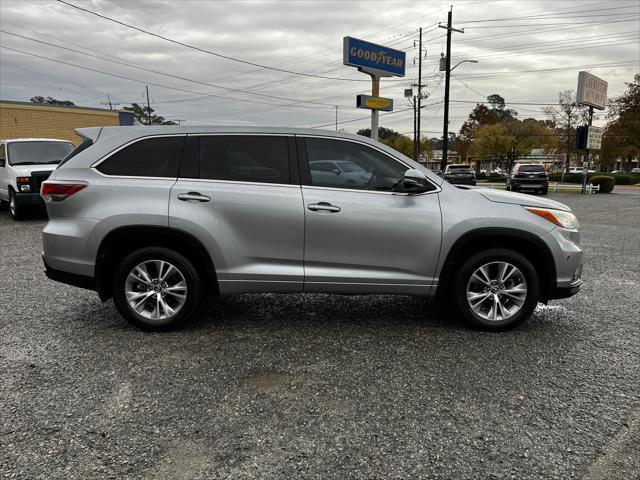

{"left": 1, "top": 0, "right": 638, "bottom": 136}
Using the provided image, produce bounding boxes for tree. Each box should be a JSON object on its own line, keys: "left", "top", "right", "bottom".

{"left": 30, "top": 96, "right": 75, "bottom": 106}
{"left": 122, "top": 103, "right": 177, "bottom": 125}
{"left": 601, "top": 74, "right": 640, "bottom": 171}
{"left": 469, "top": 124, "right": 515, "bottom": 166}
{"left": 455, "top": 103, "right": 498, "bottom": 166}
{"left": 544, "top": 90, "right": 589, "bottom": 173}
{"left": 487, "top": 94, "right": 518, "bottom": 122}
{"left": 355, "top": 127, "right": 431, "bottom": 159}
{"left": 356, "top": 127, "right": 402, "bottom": 140}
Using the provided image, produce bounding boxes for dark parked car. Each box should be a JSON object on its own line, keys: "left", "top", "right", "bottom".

{"left": 444, "top": 164, "right": 476, "bottom": 186}
{"left": 507, "top": 163, "right": 549, "bottom": 195}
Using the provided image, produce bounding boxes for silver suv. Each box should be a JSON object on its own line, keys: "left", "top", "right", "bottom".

{"left": 41, "top": 126, "right": 583, "bottom": 331}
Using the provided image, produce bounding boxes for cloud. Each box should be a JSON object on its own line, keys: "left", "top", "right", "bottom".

{"left": 1, "top": 0, "right": 638, "bottom": 134}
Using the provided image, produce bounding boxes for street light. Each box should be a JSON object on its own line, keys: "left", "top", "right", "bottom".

{"left": 450, "top": 59, "right": 478, "bottom": 72}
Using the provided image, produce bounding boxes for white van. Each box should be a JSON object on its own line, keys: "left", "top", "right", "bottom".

{"left": 0, "top": 138, "right": 75, "bottom": 220}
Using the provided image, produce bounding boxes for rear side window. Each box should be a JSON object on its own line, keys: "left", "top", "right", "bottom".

{"left": 519, "top": 165, "right": 545, "bottom": 173}
{"left": 198, "top": 135, "right": 290, "bottom": 184}
{"left": 97, "top": 136, "right": 185, "bottom": 177}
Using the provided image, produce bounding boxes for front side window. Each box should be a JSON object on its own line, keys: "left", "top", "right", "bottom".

{"left": 97, "top": 136, "right": 185, "bottom": 177}
{"left": 8, "top": 141, "right": 74, "bottom": 166}
{"left": 198, "top": 135, "right": 290, "bottom": 184}
{"left": 0, "top": 144, "right": 5, "bottom": 164}
{"left": 305, "top": 137, "right": 408, "bottom": 192}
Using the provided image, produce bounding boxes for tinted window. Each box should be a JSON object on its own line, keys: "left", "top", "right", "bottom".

{"left": 305, "top": 138, "right": 408, "bottom": 191}
{"left": 198, "top": 135, "right": 290, "bottom": 184}
{"left": 97, "top": 136, "right": 185, "bottom": 177}
{"left": 0, "top": 144, "right": 5, "bottom": 162}
{"left": 519, "top": 165, "right": 545, "bottom": 173}
{"left": 8, "top": 141, "right": 74, "bottom": 165}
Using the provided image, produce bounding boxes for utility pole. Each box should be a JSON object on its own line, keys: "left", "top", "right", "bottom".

{"left": 145, "top": 85, "right": 152, "bottom": 125}
{"left": 439, "top": 8, "right": 464, "bottom": 171}
{"left": 416, "top": 27, "right": 423, "bottom": 163}
{"left": 335, "top": 106, "right": 338, "bottom": 131}
{"left": 413, "top": 95, "right": 418, "bottom": 161}
{"left": 100, "top": 93, "right": 120, "bottom": 111}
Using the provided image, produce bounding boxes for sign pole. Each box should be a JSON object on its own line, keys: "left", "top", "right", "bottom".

{"left": 581, "top": 106, "right": 594, "bottom": 194}
{"left": 370, "top": 74, "right": 380, "bottom": 140}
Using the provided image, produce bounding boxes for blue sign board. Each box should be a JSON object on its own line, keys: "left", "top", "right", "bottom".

{"left": 343, "top": 36, "right": 406, "bottom": 77}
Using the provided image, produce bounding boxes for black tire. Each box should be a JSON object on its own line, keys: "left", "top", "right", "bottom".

{"left": 9, "top": 190, "right": 22, "bottom": 220}
{"left": 451, "top": 248, "right": 539, "bottom": 331}
{"left": 113, "top": 247, "right": 201, "bottom": 331}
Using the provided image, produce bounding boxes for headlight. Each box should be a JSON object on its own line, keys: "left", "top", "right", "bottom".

{"left": 17, "top": 177, "right": 31, "bottom": 192}
{"left": 526, "top": 207, "right": 580, "bottom": 229}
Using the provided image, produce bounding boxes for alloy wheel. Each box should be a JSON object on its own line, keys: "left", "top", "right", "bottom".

{"left": 466, "top": 261, "right": 528, "bottom": 321}
{"left": 125, "top": 259, "right": 187, "bottom": 320}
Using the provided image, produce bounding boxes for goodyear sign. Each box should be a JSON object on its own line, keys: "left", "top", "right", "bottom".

{"left": 356, "top": 94, "right": 393, "bottom": 111}
{"left": 343, "top": 37, "right": 406, "bottom": 77}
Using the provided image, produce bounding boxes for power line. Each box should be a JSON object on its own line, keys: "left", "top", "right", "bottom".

{"left": 0, "top": 29, "right": 348, "bottom": 108}
{"left": 0, "top": 45, "right": 345, "bottom": 111}
{"left": 55, "top": 0, "right": 368, "bottom": 82}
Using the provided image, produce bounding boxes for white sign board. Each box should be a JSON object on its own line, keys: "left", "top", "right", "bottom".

{"left": 577, "top": 71, "right": 607, "bottom": 110}
{"left": 587, "top": 126, "right": 603, "bottom": 150}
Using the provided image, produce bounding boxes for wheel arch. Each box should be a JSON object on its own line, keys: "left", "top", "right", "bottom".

{"left": 95, "top": 225, "right": 218, "bottom": 301}
{"left": 436, "top": 227, "right": 557, "bottom": 302}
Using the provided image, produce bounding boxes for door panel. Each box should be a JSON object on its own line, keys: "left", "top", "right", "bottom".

{"left": 169, "top": 134, "right": 304, "bottom": 294}
{"left": 302, "top": 187, "right": 441, "bottom": 294}
{"left": 170, "top": 181, "right": 304, "bottom": 293}
{"left": 299, "top": 136, "right": 442, "bottom": 295}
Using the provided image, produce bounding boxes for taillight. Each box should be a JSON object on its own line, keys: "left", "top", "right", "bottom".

{"left": 41, "top": 181, "right": 87, "bottom": 202}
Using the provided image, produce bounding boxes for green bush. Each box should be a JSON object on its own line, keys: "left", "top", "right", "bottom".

{"left": 610, "top": 174, "right": 639, "bottom": 185}
{"left": 477, "top": 172, "right": 487, "bottom": 180}
{"left": 589, "top": 175, "right": 615, "bottom": 193}
{"left": 487, "top": 174, "right": 506, "bottom": 183}
{"left": 548, "top": 173, "right": 583, "bottom": 183}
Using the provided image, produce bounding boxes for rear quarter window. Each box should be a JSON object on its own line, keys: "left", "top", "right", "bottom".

{"left": 97, "top": 136, "right": 185, "bottom": 177}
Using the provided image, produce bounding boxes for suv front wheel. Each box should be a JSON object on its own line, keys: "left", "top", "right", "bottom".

{"left": 453, "top": 249, "right": 539, "bottom": 331}
{"left": 113, "top": 247, "right": 201, "bottom": 331}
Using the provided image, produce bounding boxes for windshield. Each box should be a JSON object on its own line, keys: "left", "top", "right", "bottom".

{"left": 519, "top": 165, "right": 545, "bottom": 173}
{"left": 8, "top": 141, "right": 75, "bottom": 165}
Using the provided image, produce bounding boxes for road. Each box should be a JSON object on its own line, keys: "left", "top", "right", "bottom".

{"left": 1, "top": 192, "right": 639, "bottom": 479}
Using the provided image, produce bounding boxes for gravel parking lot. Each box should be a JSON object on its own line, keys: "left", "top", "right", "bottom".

{"left": 1, "top": 192, "right": 639, "bottom": 480}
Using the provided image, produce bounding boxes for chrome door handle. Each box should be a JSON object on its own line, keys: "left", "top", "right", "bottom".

{"left": 177, "top": 192, "right": 211, "bottom": 202}
{"left": 308, "top": 202, "right": 341, "bottom": 213}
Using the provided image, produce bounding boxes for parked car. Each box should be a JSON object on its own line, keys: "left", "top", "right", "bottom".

{"left": 0, "top": 138, "right": 75, "bottom": 219}
{"left": 309, "top": 159, "right": 372, "bottom": 188}
{"left": 569, "top": 167, "right": 595, "bottom": 174}
{"left": 507, "top": 163, "right": 549, "bottom": 195}
{"left": 41, "top": 126, "right": 583, "bottom": 332}
{"left": 631, "top": 168, "right": 640, "bottom": 174}
{"left": 444, "top": 164, "right": 476, "bottom": 186}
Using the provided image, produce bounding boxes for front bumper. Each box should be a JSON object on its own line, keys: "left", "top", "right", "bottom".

{"left": 15, "top": 192, "right": 45, "bottom": 205}
{"left": 548, "top": 280, "right": 581, "bottom": 299}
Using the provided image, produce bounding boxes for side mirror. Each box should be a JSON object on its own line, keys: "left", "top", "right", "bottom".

{"left": 403, "top": 169, "right": 430, "bottom": 193}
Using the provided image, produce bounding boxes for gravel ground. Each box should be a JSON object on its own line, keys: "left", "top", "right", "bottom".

{"left": 1, "top": 192, "right": 639, "bottom": 480}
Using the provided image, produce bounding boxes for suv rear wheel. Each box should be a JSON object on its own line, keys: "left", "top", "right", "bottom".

{"left": 452, "top": 249, "right": 539, "bottom": 331}
{"left": 113, "top": 247, "right": 200, "bottom": 331}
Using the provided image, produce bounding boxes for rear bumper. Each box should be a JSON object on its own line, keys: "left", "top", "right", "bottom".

{"left": 43, "top": 255, "right": 96, "bottom": 291}
{"left": 445, "top": 177, "right": 476, "bottom": 185}
{"left": 510, "top": 180, "right": 549, "bottom": 189}
{"left": 15, "top": 192, "right": 45, "bottom": 205}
